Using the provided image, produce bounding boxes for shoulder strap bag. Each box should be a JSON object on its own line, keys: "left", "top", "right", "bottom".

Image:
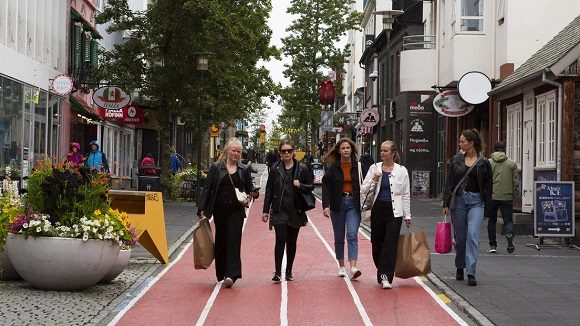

{"left": 448, "top": 156, "right": 481, "bottom": 209}
{"left": 228, "top": 172, "right": 249, "bottom": 207}
{"left": 359, "top": 162, "right": 379, "bottom": 224}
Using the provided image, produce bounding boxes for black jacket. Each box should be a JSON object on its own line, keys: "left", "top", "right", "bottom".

{"left": 263, "top": 160, "right": 314, "bottom": 214}
{"left": 199, "top": 161, "right": 257, "bottom": 218}
{"left": 322, "top": 162, "right": 365, "bottom": 211}
{"left": 442, "top": 154, "right": 493, "bottom": 217}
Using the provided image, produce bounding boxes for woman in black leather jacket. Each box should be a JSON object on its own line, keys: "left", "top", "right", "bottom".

{"left": 442, "top": 129, "right": 492, "bottom": 286}
{"left": 262, "top": 140, "right": 314, "bottom": 283}
{"left": 197, "top": 138, "right": 259, "bottom": 288}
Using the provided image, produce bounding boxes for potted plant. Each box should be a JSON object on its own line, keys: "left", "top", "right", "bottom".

{"left": 5, "top": 160, "right": 138, "bottom": 290}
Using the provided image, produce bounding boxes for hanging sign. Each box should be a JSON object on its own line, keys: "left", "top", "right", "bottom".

{"left": 98, "top": 104, "right": 143, "bottom": 124}
{"left": 433, "top": 90, "right": 474, "bottom": 117}
{"left": 93, "top": 86, "right": 131, "bottom": 109}
{"left": 51, "top": 75, "right": 74, "bottom": 96}
{"left": 360, "top": 107, "right": 379, "bottom": 127}
{"left": 534, "top": 181, "right": 575, "bottom": 237}
{"left": 210, "top": 124, "right": 219, "bottom": 137}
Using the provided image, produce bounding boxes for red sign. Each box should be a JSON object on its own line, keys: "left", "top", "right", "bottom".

{"left": 99, "top": 104, "right": 143, "bottom": 124}
{"left": 318, "top": 80, "right": 335, "bottom": 105}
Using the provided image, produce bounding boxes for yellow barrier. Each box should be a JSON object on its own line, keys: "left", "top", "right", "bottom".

{"left": 109, "top": 190, "right": 169, "bottom": 264}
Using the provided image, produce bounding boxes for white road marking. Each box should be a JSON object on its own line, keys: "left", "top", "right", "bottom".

{"left": 413, "top": 277, "right": 468, "bottom": 325}
{"left": 280, "top": 252, "right": 288, "bottom": 326}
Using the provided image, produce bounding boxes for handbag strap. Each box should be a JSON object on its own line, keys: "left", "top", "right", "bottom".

{"left": 227, "top": 170, "right": 239, "bottom": 190}
{"left": 451, "top": 156, "right": 481, "bottom": 196}
{"left": 357, "top": 161, "right": 363, "bottom": 188}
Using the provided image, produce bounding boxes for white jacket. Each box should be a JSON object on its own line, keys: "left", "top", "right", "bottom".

{"left": 360, "top": 162, "right": 411, "bottom": 220}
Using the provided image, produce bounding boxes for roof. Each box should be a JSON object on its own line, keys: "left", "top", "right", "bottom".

{"left": 491, "top": 14, "right": 580, "bottom": 94}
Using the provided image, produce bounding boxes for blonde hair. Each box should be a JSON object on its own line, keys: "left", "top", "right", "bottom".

{"left": 219, "top": 138, "right": 243, "bottom": 162}
{"left": 381, "top": 140, "right": 401, "bottom": 164}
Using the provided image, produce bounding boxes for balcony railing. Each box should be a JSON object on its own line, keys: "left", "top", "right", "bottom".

{"left": 402, "top": 35, "right": 436, "bottom": 50}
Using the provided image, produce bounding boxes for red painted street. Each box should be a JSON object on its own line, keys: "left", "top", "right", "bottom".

{"left": 111, "top": 196, "right": 467, "bottom": 326}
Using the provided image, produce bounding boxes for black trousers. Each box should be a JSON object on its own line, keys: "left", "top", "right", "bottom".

{"left": 213, "top": 202, "right": 244, "bottom": 282}
{"left": 274, "top": 223, "right": 300, "bottom": 274}
{"left": 371, "top": 201, "right": 403, "bottom": 283}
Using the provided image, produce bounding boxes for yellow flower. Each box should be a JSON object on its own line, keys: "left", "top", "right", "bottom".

{"left": 94, "top": 209, "right": 102, "bottom": 216}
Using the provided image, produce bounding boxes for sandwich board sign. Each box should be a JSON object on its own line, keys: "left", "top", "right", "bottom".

{"left": 534, "top": 181, "right": 575, "bottom": 237}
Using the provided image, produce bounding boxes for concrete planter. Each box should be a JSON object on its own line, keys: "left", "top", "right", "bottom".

{"left": 6, "top": 234, "right": 120, "bottom": 290}
{"left": 100, "top": 248, "right": 132, "bottom": 283}
{"left": 0, "top": 247, "right": 21, "bottom": 281}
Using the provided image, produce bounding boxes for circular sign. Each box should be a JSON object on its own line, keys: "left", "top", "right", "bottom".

{"left": 51, "top": 75, "right": 73, "bottom": 96}
{"left": 360, "top": 107, "right": 380, "bottom": 127}
{"left": 433, "top": 90, "right": 474, "bottom": 117}
{"left": 127, "top": 106, "right": 137, "bottom": 118}
{"left": 458, "top": 71, "right": 491, "bottom": 104}
{"left": 93, "top": 86, "right": 132, "bottom": 109}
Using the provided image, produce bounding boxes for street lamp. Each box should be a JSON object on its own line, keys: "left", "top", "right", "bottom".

{"left": 195, "top": 52, "right": 209, "bottom": 205}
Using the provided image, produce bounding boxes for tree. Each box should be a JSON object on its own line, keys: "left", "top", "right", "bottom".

{"left": 278, "top": 0, "right": 361, "bottom": 154}
{"left": 96, "top": 0, "right": 277, "bottom": 195}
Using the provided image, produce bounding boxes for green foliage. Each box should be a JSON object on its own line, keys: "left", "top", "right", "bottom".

{"left": 25, "top": 160, "right": 54, "bottom": 213}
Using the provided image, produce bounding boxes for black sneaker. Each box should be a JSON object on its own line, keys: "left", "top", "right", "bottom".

{"left": 489, "top": 246, "right": 497, "bottom": 254}
{"left": 506, "top": 234, "right": 515, "bottom": 253}
{"left": 467, "top": 275, "right": 477, "bottom": 286}
{"left": 272, "top": 273, "right": 281, "bottom": 283}
{"left": 285, "top": 271, "right": 293, "bottom": 281}
{"left": 456, "top": 268, "right": 464, "bottom": 281}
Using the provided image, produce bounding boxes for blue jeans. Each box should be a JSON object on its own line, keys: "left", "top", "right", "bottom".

{"left": 488, "top": 200, "right": 514, "bottom": 247}
{"left": 330, "top": 196, "right": 360, "bottom": 261}
{"left": 451, "top": 192, "right": 484, "bottom": 276}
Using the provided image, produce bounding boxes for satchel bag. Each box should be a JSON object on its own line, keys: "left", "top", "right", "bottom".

{"left": 297, "top": 167, "right": 316, "bottom": 211}
{"left": 228, "top": 172, "right": 249, "bottom": 207}
{"left": 448, "top": 156, "right": 480, "bottom": 209}
{"left": 193, "top": 217, "right": 215, "bottom": 269}
{"left": 434, "top": 215, "right": 453, "bottom": 254}
{"left": 394, "top": 229, "right": 432, "bottom": 279}
{"left": 359, "top": 162, "right": 379, "bottom": 224}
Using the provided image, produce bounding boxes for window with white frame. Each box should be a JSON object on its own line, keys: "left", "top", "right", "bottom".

{"left": 460, "top": 0, "right": 484, "bottom": 32}
{"left": 535, "top": 91, "right": 556, "bottom": 167}
{"left": 506, "top": 102, "right": 522, "bottom": 169}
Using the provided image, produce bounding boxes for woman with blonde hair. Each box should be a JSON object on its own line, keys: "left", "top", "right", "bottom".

{"left": 197, "top": 138, "right": 259, "bottom": 288}
{"left": 322, "top": 138, "right": 365, "bottom": 279}
{"left": 360, "top": 140, "right": 411, "bottom": 289}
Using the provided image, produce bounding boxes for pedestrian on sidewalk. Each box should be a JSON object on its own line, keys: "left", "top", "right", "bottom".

{"left": 64, "top": 142, "right": 85, "bottom": 169}
{"left": 360, "top": 140, "right": 412, "bottom": 289}
{"left": 322, "top": 138, "right": 365, "bottom": 279}
{"left": 262, "top": 140, "right": 314, "bottom": 283}
{"left": 197, "top": 138, "right": 260, "bottom": 288}
{"left": 442, "top": 129, "right": 492, "bottom": 286}
{"left": 84, "top": 140, "right": 109, "bottom": 173}
{"left": 488, "top": 141, "right": 518, "bottom": 254}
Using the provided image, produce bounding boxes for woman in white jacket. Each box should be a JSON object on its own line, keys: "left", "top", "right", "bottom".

{"left": 360, "top": 140, "right": 412, "bottom": 289}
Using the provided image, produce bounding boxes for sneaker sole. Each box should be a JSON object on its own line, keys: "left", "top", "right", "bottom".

{"left": 351, "top": 270, "right": 362, "bottom": 279}
{"left": 223, "top": 278, "right": 234, "bottom": 288}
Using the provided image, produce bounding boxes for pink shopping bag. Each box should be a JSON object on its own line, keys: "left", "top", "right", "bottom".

{"left": 434, "top": 215, "right": 452, "bottom": 254}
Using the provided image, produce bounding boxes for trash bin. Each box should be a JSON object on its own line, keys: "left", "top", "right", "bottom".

{"left": 138, "top": 165, "right": 161, "bottom": 191}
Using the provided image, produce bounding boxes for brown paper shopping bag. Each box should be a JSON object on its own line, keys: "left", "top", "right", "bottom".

{"left": 394, "top": 230, "right": 432, "bottom": 279}
{"left": 193, "top": 218, "right": 215, "bottom": 269}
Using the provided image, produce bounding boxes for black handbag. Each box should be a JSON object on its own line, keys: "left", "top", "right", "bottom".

{"left": 297, "top": 166, "right": 315, "bottom": 211}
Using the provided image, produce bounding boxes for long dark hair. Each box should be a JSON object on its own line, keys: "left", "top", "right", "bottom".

{"left": 324, "top": 138, "right": 358, "bottom": 166}
{"left": 381, "top": 140, "right": 401, "bottom": 164}
{"left": 461, "top": 128, "right": 485, "bottom": 154}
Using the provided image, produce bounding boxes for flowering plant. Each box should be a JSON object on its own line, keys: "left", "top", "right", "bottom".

{"left": 0, "top": 177, "right": 25, "bottom": 248}
{"left": 8, "top": 160, "right": 138, "bottom": 248}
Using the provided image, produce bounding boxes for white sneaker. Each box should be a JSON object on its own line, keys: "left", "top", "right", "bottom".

{"left": 337, "top": 267, "right": 346, "bottom": 277}
{"left": 350, "top": 266, "right": 362, "bottom": 279}
{"left": 380, "top": 274, "right": 392, "bottom": 289}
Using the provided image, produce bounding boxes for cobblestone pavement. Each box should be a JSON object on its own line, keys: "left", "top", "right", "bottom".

{"left": 0, "top": 259, "right": 160, "bottom": 325}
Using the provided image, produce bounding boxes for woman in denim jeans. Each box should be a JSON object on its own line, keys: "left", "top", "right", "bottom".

{"left": 442, "top": 129, "right": 492, "bottom": 286}
{"left": 322, "top": 138, "right": 364, "bottom": 279}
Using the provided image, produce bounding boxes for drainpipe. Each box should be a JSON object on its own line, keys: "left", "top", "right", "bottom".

{"left": 542, "top": 69, "right": 562, "bottom": 181}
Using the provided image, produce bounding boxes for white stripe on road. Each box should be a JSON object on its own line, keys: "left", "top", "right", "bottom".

{"left": 280, "top": 252, "right": 288, "bottom": 326}
{"left": 307, "top": 215, "right": 373, "bottom": 326}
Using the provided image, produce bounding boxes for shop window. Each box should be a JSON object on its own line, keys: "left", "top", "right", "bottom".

{"left": 460, "top": 0, "right": 484, "bottom": 32}
{"left": 535, "top": 91, "right": 556, "bottom": 168}
{"left": 506, "top": 102, "right": 522, "bottom": 169}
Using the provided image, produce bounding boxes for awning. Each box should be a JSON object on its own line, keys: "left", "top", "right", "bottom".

{"left": 71, "top": 8, "right": 102, "bottom": 39}
{"left": 70, "top": 96, "right": 101, "bottom": 121}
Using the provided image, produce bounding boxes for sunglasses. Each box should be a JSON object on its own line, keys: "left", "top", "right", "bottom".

{"left": 280, "top": 149, "right": 294, "bottom": 154}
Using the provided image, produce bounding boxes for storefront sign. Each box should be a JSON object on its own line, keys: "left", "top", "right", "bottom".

{"left": 433, "top": 90, "right": 474, "bottom": 117}
{"left": 409, "top": 101, "right": 431, "bottom": 116}
{"left": 409, "top": 137, "right": 430, "bottom": 153}
{"left": 51, "top": 75, "right": 74, "bottom": 96}
{"left": 534, "top": 181, "right": 575, "bottom": 237}
{"left": 93, "top": 86, "right": 131, "bottom": 109}
{"left": 98, "top": 104, "right": 143, "bottom": 124}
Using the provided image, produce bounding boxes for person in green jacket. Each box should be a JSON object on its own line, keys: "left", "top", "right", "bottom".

{"left": 488, "top": 141, "right": 519, "bottom": 254}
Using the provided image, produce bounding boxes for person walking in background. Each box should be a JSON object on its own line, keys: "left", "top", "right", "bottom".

{"left": 170, "top": 149, "right": 182, "bottom": 175}
{"left": 65, "top": 142, "right": 85, "bottom": 169}
{"left": 322, "top": 138, "right": 365, "bottom": 279}
{"left": 140, "top": 153, "right": 157, "bottom": 175}
{"left": 84, "top": 140, "right": 109, "bottom": 173}
{"left": 197, "top": 138, "right": 259, "bottom": 288}
{"left": 262, "top": 140, "right": 314, "bottom": 283}
{"left": 488, "top": 141, "right": 519, "bottom": 254}
{"left": 442, "top": 129, "right": 492, "bottom": 286}
{"left": 360, "top": 141, "right": 412, "bottom": 289}
{"left": 359, "top": 147, "right": 374, "bottom": 178}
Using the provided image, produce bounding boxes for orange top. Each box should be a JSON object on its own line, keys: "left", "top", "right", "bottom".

{"left": 341, "top": 162, "right": 353, "bottom": 193}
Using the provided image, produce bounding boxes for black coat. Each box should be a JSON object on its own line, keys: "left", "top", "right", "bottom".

{"left": 322, "top": 162, "right": 365, "bottom": 211}
{"left": 263, "top": 160, "right": 314, "bottom": 214}
{"left": 199, "top": 161, "right": 257, "bottom": 218}
{"left": 442, "top": 154, "right": 493, "bottom": 217}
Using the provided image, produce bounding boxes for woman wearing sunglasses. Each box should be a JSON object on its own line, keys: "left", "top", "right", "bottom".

{"left": 322, "top": 138, "right": 365, "bottom": 279}
{"left": 262, "top": 140, "right": 314, "bottom": 282}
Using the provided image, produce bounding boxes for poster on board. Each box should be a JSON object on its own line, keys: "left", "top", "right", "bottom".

{"left": 534, "top": 181, "right": 575, "bottom": 237}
